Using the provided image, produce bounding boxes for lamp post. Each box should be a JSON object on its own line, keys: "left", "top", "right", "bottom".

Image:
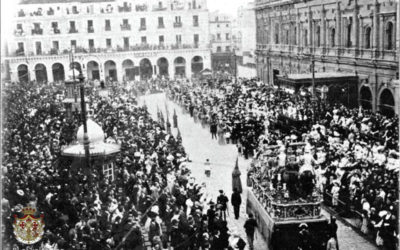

{"left": 70, "top": 47, "right": 79, "bottom": 103}
{"left": 78, "top": 73, "right": 91, "bottom": 169}
{"left": 311, "top": 56, "right": 316, "bottom": 122}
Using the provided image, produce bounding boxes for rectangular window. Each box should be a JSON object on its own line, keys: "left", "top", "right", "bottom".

{"left": 35, "top": 41, "right": 42, "bottom": 55}
{"left": 52, "top": 41, "right": 59, "bottom": 50}
{"left": 158, "top": 17, "right": 164, "bottom": 28}
{"left": 105, "top": 19, "right": 111, "bottom": 31}
{"left": 159, "top": 35, "right": 164, "bottom": 43}
{"left": 88, "top": 20, "right": 94, "bottom": 33}
{"left": 217, "top": 33, "right": 221, "bottom": 40}
{"left": 194, "top": 34, "right": 199, "bottom": 44}
{"left": 193, "top": 15, "right": 199, "bottom": 27}
{"left": 217, "top": 46, "right": 221, "bottom": 52}
{"left": 69, "top": 21, "right": 77, "bottom": 33}
{"left": 17, "top": 42, "right": 24, "bottom": 55}
{"left": 18, "top": 42, "right": 24, "bottom": 51}
{"left": 141, "top": 36, "right": 147, "bottom": 44}
{"left": 88, "top": 39, "right": 94, "bottom": 48}
{"left": 17, "top": 23, "right": 23, "bottom": 30}
{"left": 226, "top": 33, "right": 230, "bottom": 40}
{"left": 34, "top": 23, "right": 40, "bottom": 29}
{"left": 140, "top": 18, "right": 146, "bottom": 30}
{"left": 123, "top": 37, "right": 129, "bottom": 49}
{"left": 175, "top": 16, "right": 181, "bottom": 23}
{"left": 51, "top": 22, "right": 58, "bottom": 28}
{"left": 225, "top": 46, "right": 230, "bottom": 52}
{"left": 106, "top": 38, "right": 112, "bottom": 47}
{"left": 71, "top": 40, "right": 77, "bottom": 48}
{"left": 123, "top": 19, "right": 128, "bottom": 25}
{"left": 176, "top": 35, "right": 182, "bottom": 44}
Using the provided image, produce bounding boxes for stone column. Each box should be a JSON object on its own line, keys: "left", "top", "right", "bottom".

{"left": 269, "top": 16, "right": 275, "bottom": 44}
{"left": 11, "top": 66, "right": 19, "bottom": 82}
{"left": 46, "top": 64, "right": 54, "bottom": 83}
{"left": 308, "top": 6, "right": 313, "bottom": 48}
{"left": 296, "top": 9, "right": 301, "bottom": 48}
{"left": 30, "top": 67, "right": 36, "bottom": 82}
{"left": 117, "top": 64, "right": 124, "bottom": 82}
{"left": 99, "top": 64, "right": 105, "bottom": 81}
{"left": 379, "top": 15, "right": 384, "bottom": 55}
{"left": 335, "top": 0, "right": 341, "bottom": 53}
{"left": 373, "top": 0, "right": 379, "bottom": 56}
{"left": 353, "top": 0, "right": 359, "bottom": 52}
{"left": 186, "top": 60, "right": 192, "bottom": 79}
{"left": 321, "top": 5, "right": 326, "bottom": 49}
{"left": 359, "top": 17, "right": 364, "bottom": 50}
{"left": 168, "top": 63, "right": 174, "bottom": 78}
{"left": 279, "top": 12, "right": 283, "bottom": 46}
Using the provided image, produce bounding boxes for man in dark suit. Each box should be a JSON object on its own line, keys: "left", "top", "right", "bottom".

{"left": 217, "top": 190, "right": 229, "bottom": 221}
{"left": 231, "top": 188, "right": 242, "bottom": 219}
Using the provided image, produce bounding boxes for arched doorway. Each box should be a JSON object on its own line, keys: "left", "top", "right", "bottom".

{"left": 139, "top": 58, "right": 153, "bottom": 79}
{"left": 122, "top": 59, "right": 135, "bottom": 81}
{"left": 104, "top": 60, "right": 117, "bottom": 82}
{"left": 157, "top": 57, "right": 169, "bottom": 77}
{"left": 87, "top": 61, "right": 100, "bottom": 80}
{"left": 52, "top": 63, "right": 65, "bottom": 82}
{"left": 191, "top": 56, "right": 203, "bottom": 75}
{"left": 379, "top": 89, "right": 395, "bottom": 117}
{"left": 70, "top": 62, "right": 82, "bottom": 73}
{"left": 360, "top": 86, "right": 372, "bottom": 110}
{"left": 17, "top": 64, "right": 29, "bottom": 82}
{"left": 35, "top": 63, "right": 48, "bottom": 83}
{"left": 174, "top": 57, "right": 186, "bottom": 77}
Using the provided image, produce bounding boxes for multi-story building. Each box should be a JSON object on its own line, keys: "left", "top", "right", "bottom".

{"left": 209, "top": 11, "right": 235, "bottom": 73}
{"left": 255, "top": 0, "right": 399, "bottom": 116}
{"left": 5, "top": 0, "right": 211, "bottom": 82}
{"left": 234, "top": 2, "right": 257, "bottom": 78}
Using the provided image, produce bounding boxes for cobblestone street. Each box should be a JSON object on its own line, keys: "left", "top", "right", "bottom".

{"left": 142, "top": 93, "right": 379, "bottom": 250}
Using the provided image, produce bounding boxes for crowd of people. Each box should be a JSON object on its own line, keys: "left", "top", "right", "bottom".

{"left": 2, "top": 80, "right": 257, "bottom": 250}
{"left": 168, "top": 80, "right": 266, "bottom": 159}
{"left": 165, "top": 77, "right": 399, "bottom": 250}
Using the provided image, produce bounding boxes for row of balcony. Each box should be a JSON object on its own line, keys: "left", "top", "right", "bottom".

{"left": 16, "top": 22, "right": 192, "bottom": 37}
{"left": 256, "top": 43, "right": 397, "bottom": 61}
{"left": 10, "top": 43, "right": 207, "bottom": 57}
{"left": 17, "top": 4, "right": 204, "bottom": 18}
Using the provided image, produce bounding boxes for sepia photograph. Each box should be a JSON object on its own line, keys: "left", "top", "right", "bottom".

{"left": 0, "top": 0, "right": 399, "bottom": 249}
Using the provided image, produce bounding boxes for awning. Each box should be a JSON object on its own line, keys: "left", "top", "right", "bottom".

{"left": 278, "top": 72, "right": 357, "bottom": 82}
{"left": 276, "top": 72, "right": 358, "bottom": 88}
{"left": 62, "top": 142, "right": 121, "bottom": 158}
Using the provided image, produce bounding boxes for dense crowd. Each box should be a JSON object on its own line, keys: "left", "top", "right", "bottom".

{"left": 166, "top": 77, "right": 399, "bottom": 250}
{"left": 168, "top": 79, "right": 266, "bottom": 159}
{"left": 2, "top": 81, "right": 249, "bottom": 250}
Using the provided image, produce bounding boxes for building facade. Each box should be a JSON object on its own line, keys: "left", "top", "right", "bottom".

{"left": 255, "top": 0, "right": 399, "bottom": 115}
{"left": 5, "top": 0, "right": 211, "bottom": 82}
{"left": 234, "top": 2, "right": 257, "bottom": 78}
{"left": 209, "top": 11, "right": 235, "bottom": 73}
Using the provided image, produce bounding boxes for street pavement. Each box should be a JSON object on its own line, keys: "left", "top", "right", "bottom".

{"left": 140, "top": 93, "right": 378, "bottom": 250}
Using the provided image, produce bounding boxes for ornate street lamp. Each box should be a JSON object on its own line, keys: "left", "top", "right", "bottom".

{"left": 78, "top": 73, "right": 91, "bottom": 169}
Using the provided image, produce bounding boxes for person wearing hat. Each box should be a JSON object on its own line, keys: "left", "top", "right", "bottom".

{"left": 204, "top": 159, "right": 211, "bottom": 178}
{"left": 231, "top": 188, "right": 242, "bottom": 220}
{"left": 243, "top": 213, "right": 257, "bottom": 250}
{"left": 217, "top": 190, "right": 229, "bottom": 221}
{"left": 207, "top": 202, "right": 216, "bottom": 232}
